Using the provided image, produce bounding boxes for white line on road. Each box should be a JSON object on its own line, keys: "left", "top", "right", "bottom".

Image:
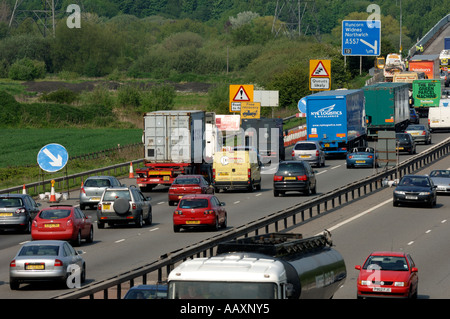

{"left": 115, "top": 239, "right": 125, "bottom": 243}
{"left": 150, "top": 228, "right": 159, "bottom": 232}
{"left": 316, "top": 170, "right": 328, "bottom": 175}
{"left": 331, "top": 165, "right": 341, "bottom": 170}
{"left": 234, "top": 201, "right": 240, "bottom": 204}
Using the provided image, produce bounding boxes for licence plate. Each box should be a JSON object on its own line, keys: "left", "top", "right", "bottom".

{"left": 103, "top": 204, "right": 111, "bottom": 210}
{"left": 398, "top": 147, "right": 404, "bottom": 150}
{"left": 356, "top": 160, "right": 366, "bottom": 163}
{"left": 324, "top": 143, "right": 330, "bottom": 147}
{"left": 372, "top": 287, "right": 391, "bottom": 292}
{"left": 219, "top": 172, "right": 229, "bottom": 176}
{"left": 186, "top": 221, "right": 200, "bottom": 224}
{"left": 44, "top": 223, "right": 60, "bottom": 228}
{"left": 163, "top": 176, "right": 170, "bottom": 181}
{"left": 0, "top": 213, "right": 13, "bottom": 217}
{"left": 284, "top": 177, "right": 296, "bottom": 180}
{"left": 406, "top": 195, "right": 418, "bottom": 200}
{"left": 26, "top": 264, "right": 45, "bottom": 270}
{"left": 178, "top": 195, "right": 183, "bottom": 199}
{"left": 300, "top": 155, "right": 310, "bottom": 158}
{"left": 411, "top": 132, "right": 419, "bottom": 135}
{"left": 432, "top": 120, "right": 439, "bottom": 123}
{"left": 91, "top": 197, "right": 100, "bottom": 201}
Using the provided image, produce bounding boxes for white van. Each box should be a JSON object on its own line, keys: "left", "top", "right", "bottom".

{"left": 428, "top": 100, "right": 450, "bottom": 131}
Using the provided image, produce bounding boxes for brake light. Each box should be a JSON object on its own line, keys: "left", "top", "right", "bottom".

{"left": 10, "top": 260, "right": 16, "bottom": 267}
{"left": 33, "top": 220, "right": 37, "bottom": 227}
{"left": 14, "top": 208, "right": 26, "bottom": 214}
{"left": 421, "top": 131, "right": 426, "bottom": 135}
{"left": 67, "top": 219, "right": 73, "bottom": 227}
{"left": 204, "top": 210, "right": 215, "bottom": 215}
{"left": 292, "top": 150, "right": 295, "bottom": 157}
{"left": 316, "top": 150, "right": 319, "bottom": 156}
{"left": 174, "top": 210, "right": 183, "bottom": 215}
{"left": 132, "top": 203, "right": 137, "bottom": 210}
{"left": 97, "top": 204, "right": 102, "bottom": 210}
{"left": 297, "top": 175, "right": 308, "bottom": 181}
{"left": 274, "top": 175, "right": 283, "bottom": 181}
{"left": 248, "top": 168, "right": 251, "bottom": 179}
{"left": 54, "top": 259, "right": 63, "bottom": 267}
{"left": 348, "top": 155, "right": 353, "bottom": 159}
{"left": 368, "top": 155, "right": 373, "bottom": 159}
{"left": 212, "top": 169, "right": 216, "bottom": 180}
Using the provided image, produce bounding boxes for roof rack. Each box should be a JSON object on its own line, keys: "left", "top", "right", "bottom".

{"left": 216, "top": 231, "right": 332, "bottom": 257}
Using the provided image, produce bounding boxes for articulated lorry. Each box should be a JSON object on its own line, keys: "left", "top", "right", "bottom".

{"left": 167, "top": 232, "right": 346, "bottom": 299}
{"left": 363, "top": 82, "right": 410, "bottom": 138}
{"left": 305, "top": 89, "right": 367, "bottom": 156}
{"left": 408, "top": 54, "right": 440, "bottom": 80}
{"left": 384, "top": 53, "right": 405, "bottom": 82}
{"left": 135, "top": 110, "right": 216, "bottom": 191}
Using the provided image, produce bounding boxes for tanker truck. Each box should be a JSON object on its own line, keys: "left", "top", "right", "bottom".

{"left": 167, "top": 232, "right": 346, "bottom": 299}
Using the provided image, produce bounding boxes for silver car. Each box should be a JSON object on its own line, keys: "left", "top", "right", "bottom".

{"left": 0, "top": 194, "right": 41, "bottom": 233}
{"left": 291, "top": 141, "right": 325, "bottom": 167}
{"left": 429, "top": 170, "right": 450, "bottom": 193}
{"left": 9, "top": 240, "right": 86, "bottom": 290}
{"left": 97, "top": 186, "right": 152, "bottom": 228}
{"left": 405, "top": 124, "right": 432, "bottom": 145}
{"left": 80, "top": 176, "right": 123, "bottom": 210}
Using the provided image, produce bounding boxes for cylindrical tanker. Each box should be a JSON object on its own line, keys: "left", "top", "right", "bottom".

{"left": 167, "top": 232, "right": 346, "bottom": 299}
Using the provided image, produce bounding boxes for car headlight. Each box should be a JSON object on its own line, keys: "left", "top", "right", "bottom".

{"left": 359, "top": 280, "right": 371, "bottom": 286}
{"left": 394, "top": 191, "right": 405, "bottom": 195}
{"left": 419, "top": 192, "right": 430, "bottom": 195}
{"left": 394, "top": 282, "right": 405, "bottom": 287}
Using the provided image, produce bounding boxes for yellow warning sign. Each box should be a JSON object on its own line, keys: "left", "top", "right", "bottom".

{"left": 240, "top": 102, "right": 260, "bottom": 119}
{"left": 229, "top": 85, "right": 254, "bottom": 112}
{"left": 309, "top": 60, "right": 331, "bottom": 91}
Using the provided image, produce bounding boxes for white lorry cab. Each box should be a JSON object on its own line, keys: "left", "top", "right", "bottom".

{"left": 428, "top": 99, "right": 450, "bottom": 131}
{"left": 167, "top": 232, "right": 346, "bottom": 299}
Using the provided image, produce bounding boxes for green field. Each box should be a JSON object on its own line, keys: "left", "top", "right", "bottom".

{"left": 0, "top": 128, "right": 142, "bottom": 168}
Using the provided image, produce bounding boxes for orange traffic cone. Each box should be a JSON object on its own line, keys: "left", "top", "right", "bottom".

{"left": 49, "top": 180, "right": 57, "bottom": 202}
{"left": 22, "top": 184, "right": 26, "bottom": 194}
{"left": 129, "top": 162, "right": 134, "bottom": 178}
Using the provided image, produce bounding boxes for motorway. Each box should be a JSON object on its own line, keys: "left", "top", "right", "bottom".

{"left": 0, "top": 126, "right": 449, "bottom": 299}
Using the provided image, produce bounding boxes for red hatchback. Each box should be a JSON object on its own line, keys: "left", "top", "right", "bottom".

{"left": 355, "top": 251, "right": 418, "bottom": 299}
{"left": 173, "top": 194, "right": 227, "bottom": 232}
{"left": 32, "top": 205, "right": 94, "bottom": 246}
{"left": 168, "top": 175, "right": 214, "bottom": 206}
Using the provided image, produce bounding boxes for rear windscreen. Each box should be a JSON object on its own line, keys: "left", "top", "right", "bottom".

{"left": 39, "top": 209, "right": 71, "bottom": 220}
{"left": 19, "top": 245, "right": 59, "bottom": 256}
{"left": 174, "top": 178, "right": 200, "bottom": 185}
{"left": 84, "top": 179, "right": 111, "bottom": 187}
{"left": 294, "top": 143, "right": 316, "bottom": 150}
{"left": 0, "top": 198, "right": 23, "bottom": 207}
{"left": 179, "top": 199, "right": 209, "bottom": 209}
{"left": 277, "top": 163, "right": 305, "bottom": 174}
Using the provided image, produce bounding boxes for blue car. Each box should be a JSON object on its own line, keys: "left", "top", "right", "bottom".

{"left": 346, "top": 147, "right": 377, "bottom": 168}
{"left": 123, "top": 284, "right": 167, "bottom": 299}
{"left": 409, "top": 108, "right": 420, "bottom": 124}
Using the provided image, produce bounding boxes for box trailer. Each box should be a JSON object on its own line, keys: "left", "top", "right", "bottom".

{"left": 412, "top": 79, "right": 441, "bottom": 117}
{"left": 409, "top": 54, "right": 440, "bottom": 80}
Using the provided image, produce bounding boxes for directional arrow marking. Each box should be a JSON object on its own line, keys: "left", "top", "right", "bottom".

{"left": 43, "top": 148, "right": 63, "bottom": 167}
{"left": 360, "top": 39, "right": 378, "bottom": 55}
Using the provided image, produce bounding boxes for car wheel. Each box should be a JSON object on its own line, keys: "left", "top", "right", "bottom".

{"left": 145, "top": 209, "right": 152, "bottom": 225}
{"left": 393, "top": 200, "right": 399, "bottom": 207}
{"left": 221, "top": 214, "right": 227, "bottom": 229}
{"left": 213, "top": 218, "right": 220, "bottom": 231}
{"left": 80, "top": 204, "right": 86, "bottom": 210}
{"left": 173, "top": 225, "right": 181, "bottom": 232}
{"left": 9, "top": 280, "right": 19, "bottom": 290}
{"left": 113, "top": 198, "right": 130, "bottom": 215}
{"left": 97, "top": 221, "right": 105, "bottom": 229}
{"left": 73, "top": 231, "right": 82, "bottom": 247}
{"left": 273, "top": 190, "right": 279, "bottom": 197}
{"left": 135, "top": 213, "right": 143, "bottom": 228}
{"left": 86, "top": 227, "right": 94, "bottom": 243}
{"left": 23, "top": 219, "right": 32, "bottom": 234}
{"left": 81, "top": 263, "right": 86, "bottom": 283}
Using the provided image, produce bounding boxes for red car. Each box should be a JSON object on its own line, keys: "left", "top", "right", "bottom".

{"left": 31, "top": 205, "right": 94, "bottom": 246}
{"left": 355, "top": 251, "right": 418, "bottom": 299}
{"left": 168, "top": 175, "right": 214, "bottom": 206}
{"left": 173, "top": 194, "right": 227, "bottom": 232}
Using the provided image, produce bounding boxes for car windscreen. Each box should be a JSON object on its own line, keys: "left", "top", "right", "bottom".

{"left": 0, "top": 198, "right": 23, "bottom": 207}
{"left": 430, "top": 170, "right": 450, "bottom": 177}
{"left": 103, "top": 190, "right": 131, "bottom": 201}
{"left": 363, "top": 256, "right": 408, "bottom": 271}
{"left": 179, "top": 199, "right": 209, "bottom": 209}
{"left": 399, "top": 177, "right": 430, "bottom": 187}
{"left": 294, "top": 143, "right": 317, "bottom": 150}
{"left": 19, "top": 245, "right": 59, "bottom": 256}
{"left": 174, "top": 178, "right": 200, "bottom": 185}
{"left": 39, "top": 209, "right": 71, "bottom": 220}
{"left": 277, "top": 163, "right": 306, "bottom": 174}
{"left": 84, "top": 179, "right": 111, "bottom": 187}
{"left": 396, "top": 134, "right": 409, "bottom": 141}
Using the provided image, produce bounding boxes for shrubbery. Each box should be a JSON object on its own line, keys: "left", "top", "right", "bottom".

{"left": 8, "top": 58, "right": 46, "bottom": 81}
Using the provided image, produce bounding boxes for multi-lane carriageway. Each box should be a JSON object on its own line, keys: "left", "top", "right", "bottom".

{"left": 1, "top": 127, "right": 449, "bottom": 299}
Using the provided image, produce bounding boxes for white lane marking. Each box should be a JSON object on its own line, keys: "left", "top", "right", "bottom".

{"left": 316, "top": 170, "right": 328, "bottom": 175}
{"left": 426, "top": 230, "right": 431, "bottom": 234}
{"left": 407, "top": 241, "right": 414, "bottom": 246}
{"left": 331, "top": 165, "right": 341, "bottom": 170}
{"left": 322, "top": 198, "right": 392, "bottom": 234}
{"left": 255, "top": 193, "right": 262, "bottom": 197}
{"left": 150, "top": 228, "right": 159, "bottom": 232}
{"left": 115, "top": 239, "right": 125, "bottom": 243}
{"left": 234, "top": 201, "right": 240, "bottom": 204}
{"left": 19, "top": 240, "right": 31, "bottom": 245}
{"left": 157, "top": 202, "right": 165, "bottom": 205}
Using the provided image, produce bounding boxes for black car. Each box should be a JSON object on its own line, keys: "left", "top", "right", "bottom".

{"left": 396, "top": 133, "right": 416, "bottom": 155}
{"left": 273, "top": 161, "right": 316, "bottom": 196}
{"left": 0, "top": 194, "right": 41, "bottom": 233}
{"left": 393, "top": 175, "right": 437, "bottom": 208}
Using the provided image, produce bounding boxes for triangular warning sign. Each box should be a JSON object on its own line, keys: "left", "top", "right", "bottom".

{"left": 233, "top": 86, "right": 250, "bottom": 101}
{"left": 311, "top": 61, "right": 329, "bottom": 77}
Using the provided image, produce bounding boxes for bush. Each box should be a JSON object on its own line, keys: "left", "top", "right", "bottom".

{"left": 117, "top": 84, "right": 141, "bottom": 108}
{"left": 140, "top": 84, "right": 175, "bottom": 112}
{"left": 40, "top": 88, "right": 79, "bottom": 104}
{"left": 0, "top": 91, "right": 21, "bottom": 126}
{"left": 8, "top": 58, "right": 46, "bottom": 81}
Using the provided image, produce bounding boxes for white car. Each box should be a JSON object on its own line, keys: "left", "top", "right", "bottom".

{"left": 291, "top": 141, "right": 325, "bottom": 167}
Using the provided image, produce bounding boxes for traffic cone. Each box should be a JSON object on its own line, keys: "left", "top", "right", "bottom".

{"left": 129, "top": 162, "right": 134, "bottom": 178}
{"left": 22, "top": 184, "right": 26, "bottom": 194}
{"left": 49, "top": 180, "right": 57, "bottom": 203}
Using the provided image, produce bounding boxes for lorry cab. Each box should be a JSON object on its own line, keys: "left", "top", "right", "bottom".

{"left": 212, "top": 149, "right": 261, "bottom": 192}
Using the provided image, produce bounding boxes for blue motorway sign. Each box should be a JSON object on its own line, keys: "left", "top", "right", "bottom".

{"left": 37, "top": 143, "right": 69, "bottom": 172}
{"left": 342, "top": 20, "right": 381, "bottom": 56}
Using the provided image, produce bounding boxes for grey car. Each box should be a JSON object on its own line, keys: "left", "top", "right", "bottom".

{"left": 80, "top": 176, "right": 124, "bottom": 210}
{"left": 9, "top": 240, "right": 86, "bottom": 290}
{"left": 0, "top": 194, "right": 41, "bottom": 233}
{"left": 292, "top": 141, "right": 325, "bottom": 167}
{"left": 429, "top": 170, "right": 450, "bottom": 193}
{"left": 405, "top": 124, "right": 432, "bottom": 144}
{"left": 97, "top": 186, "right": 152, "bottom": 228}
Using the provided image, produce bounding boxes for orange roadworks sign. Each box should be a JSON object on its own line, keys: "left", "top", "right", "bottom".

{"left": 229, "top": 85, "right": 254, "bottom": 112}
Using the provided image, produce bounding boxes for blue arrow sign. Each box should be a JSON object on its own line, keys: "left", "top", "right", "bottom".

{"left": 37, "top": 143, "right": 69, "bottom": 172}
{"left": 342, "top": 20, "right": 381, "bottom": 56}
